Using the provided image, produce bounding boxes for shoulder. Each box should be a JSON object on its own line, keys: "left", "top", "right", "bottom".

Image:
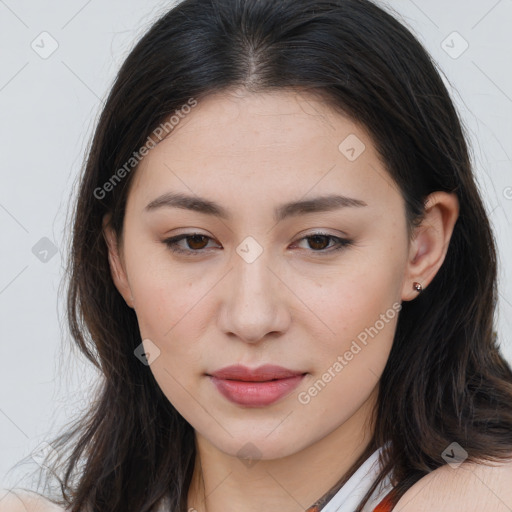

{"left": 393, "top": 455, "right": 512, "bottom": 511}
{"left": 0, "top": 490, "right": 66, "bottom": 512}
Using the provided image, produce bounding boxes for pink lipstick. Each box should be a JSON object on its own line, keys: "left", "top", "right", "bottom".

{"left": 208, "top": 364, "right": 306, "bottom": 407}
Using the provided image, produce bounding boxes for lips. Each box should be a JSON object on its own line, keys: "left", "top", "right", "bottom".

{"left": 208, "top": 364, "right": 306, "bottom": 407}
{"left": 210, "top": 364, "right": 305, "bottom": 381}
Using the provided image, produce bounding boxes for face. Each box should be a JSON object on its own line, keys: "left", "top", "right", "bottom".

{"left": 105, "top": 88, "right": 414, "bottom": 460}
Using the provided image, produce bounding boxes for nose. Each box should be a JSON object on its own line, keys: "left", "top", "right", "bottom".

{"left": 217, "top": 249, "right": 291, "bottom": 344}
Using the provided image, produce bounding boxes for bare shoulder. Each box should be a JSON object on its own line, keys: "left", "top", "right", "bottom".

{"left": 0, "top": 490, "right": 66, "bottom": 512}
{"left": 393, "top": 455, "right": 512, "bottom": 512}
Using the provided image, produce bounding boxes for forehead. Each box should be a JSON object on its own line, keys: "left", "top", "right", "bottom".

{"left": 127, "top": 89, "right": 398, "bottom": 213}
{"left": 155, "top": 88, "right": 364, "bottom": 154}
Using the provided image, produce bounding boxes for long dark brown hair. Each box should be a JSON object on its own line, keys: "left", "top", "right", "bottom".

{"left": 11, "top": 0, "right": 512, "bottom": 510}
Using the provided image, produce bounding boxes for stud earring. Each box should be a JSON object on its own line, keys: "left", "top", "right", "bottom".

{"left": 413, "top": 282, "right": 423, "bottom": 293}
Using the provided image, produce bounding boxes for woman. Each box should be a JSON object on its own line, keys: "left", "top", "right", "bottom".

{"left": 2, "top": 0, "right": 512, "bottom": 511}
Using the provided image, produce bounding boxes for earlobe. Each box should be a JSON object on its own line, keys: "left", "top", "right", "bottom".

{"left": 102, "top": 214, "right": 135, "bottom": 309}
{"left": 401, "top": 191, "right": 459, "bottom": 302}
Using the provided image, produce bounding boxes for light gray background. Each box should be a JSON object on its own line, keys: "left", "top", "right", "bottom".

{"left": 1, "top": 0, "right": 511, "bottom": 490}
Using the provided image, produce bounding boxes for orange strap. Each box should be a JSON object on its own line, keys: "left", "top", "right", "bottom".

{"left": 305, "top": 488, "right": 395, "bottom": 512}
{"left": 373, "top": 488, "right": 395, "bottom": 512}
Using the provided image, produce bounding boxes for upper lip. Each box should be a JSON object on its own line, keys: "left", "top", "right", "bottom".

{"left": 209, "top": 364, "right": 305, "bottom": 381}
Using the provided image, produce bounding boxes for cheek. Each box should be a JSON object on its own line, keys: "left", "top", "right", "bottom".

{"left": 296, "top": 275, "right": 400, "bottom": 420}
{"left": 126, "top": 240, "right": 212, "bottom": 340}
{"left": 133, "top": 283, "right": 209, "bottom": 376}
{"left": 295, "top": 251, "right": 402, "bottom": 355}
{"left": 126, "top": 253, "right": 226, "bottom": 398}
{"left": 305, "top": 285, "right": 398, "bottom": 379}
{"left": 129, "top": 266, "right": 211, "bottom": 421}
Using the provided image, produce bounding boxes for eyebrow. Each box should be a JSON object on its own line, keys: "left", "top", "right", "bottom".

{"left": 144, "top": 192, "right": 367, "bottom": 223}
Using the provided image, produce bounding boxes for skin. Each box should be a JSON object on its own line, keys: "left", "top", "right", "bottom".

{"left": 394, "top": 459, "right": 512, "bottom": 511}
{"left": 102, "top": 88, "right": 461, "bottom": 511}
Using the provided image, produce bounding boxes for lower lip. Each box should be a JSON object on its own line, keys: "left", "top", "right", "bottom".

{"left": 209, "top": 374, "right": 305, "bottom": 407}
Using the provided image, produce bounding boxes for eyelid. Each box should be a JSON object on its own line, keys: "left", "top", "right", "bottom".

{"left": 294, "top": 227, "right": 350, "bottom": 239}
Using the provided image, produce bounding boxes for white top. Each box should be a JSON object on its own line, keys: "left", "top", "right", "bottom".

{"left": 320, "top": 444, "right": 393, "bottom": 512}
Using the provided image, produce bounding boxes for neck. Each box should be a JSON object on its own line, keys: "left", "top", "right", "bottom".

{"left": 187, "top": 387, "right": 378, "bottom": 512}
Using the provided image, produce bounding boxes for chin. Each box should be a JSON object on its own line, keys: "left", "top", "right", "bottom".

{"left": 202, "top": 426, "right": 311, "bottom": 462}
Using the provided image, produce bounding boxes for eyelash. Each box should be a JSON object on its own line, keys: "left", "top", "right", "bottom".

{"left": 162, "top": 232, "right": 353, "bottom": 256}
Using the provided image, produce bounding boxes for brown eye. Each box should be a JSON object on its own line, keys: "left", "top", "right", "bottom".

{"left": 307, "top": 235, "right": 332, "bottom": 251}
{"left": 185, "top": 235, "right": 210, "bottom": 250}
{"left": 163, "top": 234, "right": 220, "bottom": 255}
{"left": 293, "top": 232, "right": 352, "bottom": 253}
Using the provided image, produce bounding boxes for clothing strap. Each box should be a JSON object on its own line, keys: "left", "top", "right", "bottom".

{"left": 303, "top": 444, "right": 394, "bottom": 512}
{"left": 305, "top": 488, "right": 394, "bottom": 512}
{"left": 372, "top": 488, "right": 395, "bottom": 512}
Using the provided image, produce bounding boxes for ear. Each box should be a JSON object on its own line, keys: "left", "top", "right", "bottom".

{"left": 401, "top": 191, "right": 459, "bottom": 301}
{"left": 102, "top": 213, "right": 135, "bottom": 309}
